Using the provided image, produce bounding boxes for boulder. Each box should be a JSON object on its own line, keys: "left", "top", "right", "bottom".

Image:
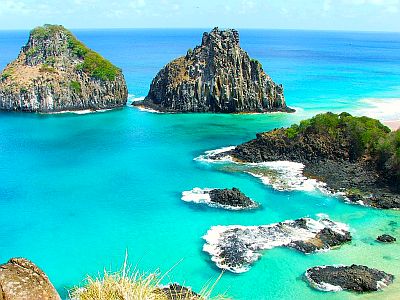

{"left": 0, "top": 258, "right": 60, "bottom": 300}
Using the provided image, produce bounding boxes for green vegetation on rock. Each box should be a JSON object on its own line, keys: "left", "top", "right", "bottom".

{"left": 1, "top": 72, "right": 11, "bottom": 81}
{"left": 39, "top": 64, "right": 57, "bottom": 73}
{"left": 69, "top": 81, "right": 82, "bottom": 94}
{"left": 80, "top": 52, "right": 120, "bottom": 81}
{"left": 29, "top": 24, "right": 120, "bottom": 81}
{"left": 30, "top": 24, "right": 65, "bottom": 40}
{"left": 285, "top": 112, "right": 390, "bottom": 155}
{"left": 284, "top": 112, "right": 399, "bottom": 187}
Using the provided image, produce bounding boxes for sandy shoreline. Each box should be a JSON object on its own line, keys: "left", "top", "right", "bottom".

{"left": 382, "top": 120, "right": 400, "bottom": 131}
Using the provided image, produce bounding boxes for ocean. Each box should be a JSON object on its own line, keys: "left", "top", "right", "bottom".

{"left": 0, "top": 29, "right": 399, "bottom": 299}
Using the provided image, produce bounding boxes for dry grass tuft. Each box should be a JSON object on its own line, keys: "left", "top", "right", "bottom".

{"left": 69, "top": 255, "right": 229, "bottom": 300}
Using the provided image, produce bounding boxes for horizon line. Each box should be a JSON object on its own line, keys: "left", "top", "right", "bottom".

{"left": 0, "top": 26, "right": 399, "bottom": 34}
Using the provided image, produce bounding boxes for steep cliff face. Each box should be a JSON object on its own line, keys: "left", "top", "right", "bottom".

{"left": 135, "top": 27, "right": 292, "bottom": 113}
{"left": 0, "top": 24, "right": 128, "bottom": 112}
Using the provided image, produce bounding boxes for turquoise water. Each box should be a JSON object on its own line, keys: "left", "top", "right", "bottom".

{"left": 0, "top": 29, "right": 400, "bottom": 299}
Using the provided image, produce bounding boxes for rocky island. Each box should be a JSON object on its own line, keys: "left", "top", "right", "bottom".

{"left": 209, "top": 112, "right": 400, "bottom": 209}
{"left": 134, "top": 27, "right": 293, "bottom": 113}
{"left": 305, "top": 265, "right": 394, "bottom": 292}
{"left": 181, "top": 187, "right": 259, "bottom": 210}
{"left": 0, "top": 24, "right": 128, "bottom": 113}
{"left": 203, "top": 217, "right": 351, "bottom": 273}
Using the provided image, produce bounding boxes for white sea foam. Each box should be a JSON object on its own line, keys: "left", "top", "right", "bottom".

{"left": 195, "top": 147, "right": 331, "bottom": 193}
{"left": 181, "top": 187, "right": 258, "bottom": 210}
{"left": 128, "top": 94, "right": 145, "bottom": 102}
{"left": 135, "top": 105, "right": 164, "bottom": 113}
{"left": 245, "top": 160, "right": 328, "bottom": 192}
{"left": 44, "top": 108, "right": 112, "bottom": 115}
{"left": 194, "top": 146, "right": 236, "bottom": 163}
{"left": 305, "top": 266, "right": 343, "bottom": 292}
{"left": 202, "top": 217, "right": 350, "bottom": 273}
{"left": 182, "top": 188, "right": 212, "bottom": 203}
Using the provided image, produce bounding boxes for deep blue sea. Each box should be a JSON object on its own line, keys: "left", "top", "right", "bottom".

{"left": 0, "top": 29, "right": 400, "bottom": 299}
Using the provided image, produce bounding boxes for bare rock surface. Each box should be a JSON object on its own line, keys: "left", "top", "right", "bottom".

{"left": 0, "top": 258, "right": 60, "bottom": 300}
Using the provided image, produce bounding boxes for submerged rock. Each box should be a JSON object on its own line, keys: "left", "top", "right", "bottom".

{"left": 305, "top": 265, "right": 394, "bottom": 292}
{"left": 0, "top": 257, "right": 61, "bottom": 299}
{"left": 156, "top": 283, "right": 201, "bottom": 300}
{"left": 134, "top": 27, "right": 293, "bottom": 113}
{"left": 181, "top": 187, "right": 259, "bottom": 210}
{"left": 377, "top": 234, "right": 396, "bottom": 243}
{"left": 203, "top": 217, "right": 351, "bottom": 273}
{"left": 0, "top": 24, "right": 128, "bottom": 113}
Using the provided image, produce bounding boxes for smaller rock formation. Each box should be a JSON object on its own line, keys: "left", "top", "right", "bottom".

{"left": 156, "top": 284, "right": 201, "bottom": 300}
{"left": 181, "top": 187, "right": 259, "bottom": 210}
{"left": 204, "top": 112, "right": 400, "bottom": 209}
{"left": 203, "top": 217, "right": 351, "bottom": 273}
{"left": 0, "top": 24, "right": 128, "bottom": 113}
{"left": 305, "top": 265, "right": 394, "bottom": 292}
{"left": 377, "top": 234, "right": 396, "bottom": 243}
{"left": 134, "top": 27, "right": 293, "bottom": 113}
{"left": 0, "top": 258, "right": 61, "bottom": 300}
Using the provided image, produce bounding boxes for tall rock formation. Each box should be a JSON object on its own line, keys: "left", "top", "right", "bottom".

{"left": 0, "top": 24, "right": 128, "bottom": 112}
{"left": 134, "top": 27, "right": 293, "bottom": 113}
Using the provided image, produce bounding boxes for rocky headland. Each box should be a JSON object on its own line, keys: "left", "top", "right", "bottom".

{"left": 209, "top": 112, "right": 400, "bottom": 209}
{"left": 305, "top": 265, "right": 394, "bottom": 292}
{"left": 0, "top": 24, "right": 128, "bottom": 113}
{"left": 181, "top": 187, "right": 259, "bottom": 210}
{"left": 134, "top": 27, "right": 293, "bottom": 113}
{"left": 203, "top": 217, "right": 351, "bottom": 273}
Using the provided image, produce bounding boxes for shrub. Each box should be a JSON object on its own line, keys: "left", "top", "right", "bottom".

{"left": 81, "top": 52, "right": 120, "bottom": 81}
{"left": 1, "top": 72, "right": 11, "bottom": 81}
{"left": 39, "top": 64, "right": 57, "bottom": 73}
{"left": 30, "top": 24, "right": 120, "bottom": 81}
{"left": 30, "top": 24, "right": 65, "bottom": 40}
{"left": 25, "top": 46, "right": 38, "bottom": 57}
{"left": 70, "top": 81, "right": 82, "bottom": 94}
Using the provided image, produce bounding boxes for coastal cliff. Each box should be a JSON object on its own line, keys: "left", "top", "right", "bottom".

{"left": 0, "top": 24, "right": 128, "bottom": 113}
{"left": 211, "top": 112, "right": 400, "bottom": 209}
{"left": 134, "top": 27, "right": 293, "bottom": 113}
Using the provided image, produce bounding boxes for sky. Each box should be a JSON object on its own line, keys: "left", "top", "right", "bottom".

{"left": 0, "top": 0, "right": 399, "bottom": 31}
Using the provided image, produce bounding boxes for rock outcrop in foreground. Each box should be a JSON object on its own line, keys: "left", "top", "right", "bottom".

{"left": 181, "top": 187, "right": 259, "bottom": 210}
{"left": 134, "top": 27, "right": 293, "bottom": 113}
{"left": 0, "top": 24, "right": 128, "bottom": 112}
{"left": 155, "top": 284, "right": 201, "bottom": 300}
{"left": 203, "top": 217, "right": 351, "bottom": 273}
{"left": 0, "top": 258, "right": 61, "bottom": 299}
{"left": 305, "top": 265, "right": 394, "bottom": 292}
{"left": 210, "top": 112, "right": 400, "bottom": 209}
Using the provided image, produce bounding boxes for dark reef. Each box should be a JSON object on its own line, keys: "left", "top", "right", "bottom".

{"left": 306, "top": 265, "right": 394, "bottom": 292}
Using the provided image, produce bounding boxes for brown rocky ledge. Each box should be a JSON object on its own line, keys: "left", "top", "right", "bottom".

{"left": 0, "top": 258, "right": 60, "bottom": 300}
